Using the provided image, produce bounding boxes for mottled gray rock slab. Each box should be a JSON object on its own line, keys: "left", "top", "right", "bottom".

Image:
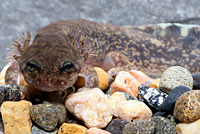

{"left": 0, "top": 0, "right": 200, "bottom": 69}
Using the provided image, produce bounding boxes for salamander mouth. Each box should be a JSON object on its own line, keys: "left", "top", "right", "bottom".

{"left": 31, "top": 84, "right": 71, "bottom": 92}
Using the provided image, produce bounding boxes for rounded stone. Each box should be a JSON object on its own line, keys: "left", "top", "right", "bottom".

{"left": 105, "top": 119, "right": 130, "bottom": 134}
{"left": 122, "top": 120, "right": 155, "bottom": 134}
{"left": 160, "top": 85, "right": 190, "bottom": 113}
{"left": 30, "top": 104, "right": 58, "bottom": 131}
{"left": 174, "top": 90, "right": 200, "bottom": 123}
{"left": 150, "top": 116, "right": 176, "bottom": 134}
{"left": 159, "top": 66, "right": 193, "bottom": 93}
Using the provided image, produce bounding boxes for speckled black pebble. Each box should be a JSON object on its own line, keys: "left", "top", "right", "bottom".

{"left": 105, "top": 119, "right": 130, "bottom": 134}
{"left": 192, "top": 72, "right": 200, "bottom": 89}
{"left": 122, "top": 120, "right": 155, "bottom": 134}
{"left": 120, "top": 92, "right": 144, "bottom": 101}
{"left": 0, "top": 84, "right": 22, "bottom": 105}
{"left": 30, "top": 104, "right": 58, "bottom": 131}
{"left": 150, "top": 116, "right": 177, "bottom": 134}
{"left": 160, "top": 85, "right": 190, "bottom": 113}
{"left": 32, "top": 125, "right": 58, "bottom": 134}
{"left": 138, "top": 86, "right": 168, "bottom": 110}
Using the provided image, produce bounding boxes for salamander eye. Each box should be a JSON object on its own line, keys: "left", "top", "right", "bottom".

{"left": 62, "top": 61, "right": 75, "bottom": 73}
{"left": 26, "top": 61, "right": 40, "bottom": 73}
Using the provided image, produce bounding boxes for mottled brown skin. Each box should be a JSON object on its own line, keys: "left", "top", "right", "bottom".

{"left": 12, "top": 19, "right": 200, "bottom": 91}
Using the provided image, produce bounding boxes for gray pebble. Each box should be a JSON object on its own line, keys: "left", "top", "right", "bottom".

{"left": 106, "top": 119, "right": 130, "bottom": 134}
{"left": 30, "top": 104, "right": 58, "bottom": 131}
{"left": 32, "top": 125, "right": 58, "bottom": 134}
{"left": 150, "top": 116, "right": 177, "bottom": 134}
{"left": 122, "top": 120, "right": 155, "bottom": 134}
{"left": 0, "top": 84, "right": 22, "bottom": 105}
{"left": 159, "top": 66, "right": 193, "bottom": 93}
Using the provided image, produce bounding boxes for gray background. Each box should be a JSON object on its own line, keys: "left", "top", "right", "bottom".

{"left": 0, "top": 0, "right": 200, "bottom": 69}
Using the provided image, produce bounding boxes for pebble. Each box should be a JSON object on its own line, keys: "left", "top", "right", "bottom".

{"left": 87, "top": 127, "right": 111, "bottom": 134}
{"left": 32, "top": 125, "right": 58, "bottom": 134}
{"left": 159, "top": 66, "right": 193, "bottom": 93}
{"left": 30, "top": 103, "right": 59, "bottom": 131}
{"left": 160, "top": 85, "right": 190, "bottom": 113}
{"left": 108, "top": 92, "right": 127, "bottom": 117}
{"left": 150, "top": 79, "right": 160, "bottom": 89}
{"left": 176, "top": 118, "right": 200, "bottom": 134}
{"left": 192, "top": 72, "right": 200, "bottom": 89}
{"left": 58, "top": 123, "right": 87, "bottom": 134}
{"left": 65, "top": 88, "right": 113, "bottom": 128}
{"left": 150, "top": 116, "right": 177, "bottom": 134}
{"left": 174, "top": 90, "right": 200, "bottom": 123}
{"left": 94, "top": 67, "right": 109, "bottom": 90}
{"left": 1, "top": 100, "right": 32, "bottom": 134}
{"left": 138, "top": 86, "right": 168, "bottom": 110}
{"left": 116, "top": 100, "right": 152, "bottom": 121}
{"left": 130, "top": 70, "right": 153, "bottom": 85}
{"left": 105, "top": 119, "right": 130, "bottom": 134}
{"left": 122, "top": 120, "right": 155, "bottom": 134}
{"left": 0, "top": 84, "right": 23, "bottom": 105}
{"left": 110, "top": 71, "right": 139, "bottom": 97}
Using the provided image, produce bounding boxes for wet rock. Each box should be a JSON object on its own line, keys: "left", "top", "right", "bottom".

{"left": 87, "top": 127, "right": 111, "bottom": 134}
{"left": 192, "top": 72, "right": 200, "bottom": 89}
{"left": 138, "top": 86, "right": 168, "bottom": 110}
{"left": 108, "top": 92, "right": 127, "bottom": 117}
{"left": 58, "top": 123, "right": 87, "bottom": 134}
{"left": 0, "top": 84, "right": 23, "bottom": 105}
{"left": 174, "top": 90, "right": 200, "bottom": 123}
{"left": 65, "top": 88, "right": 113, "bottom": 128}
{"left": 32, "top": 125, "right": 58, "bottom": 134}
{"left": 122, "top": 120, "right": 155, "bottom": 134}
{"left": 150, "top": 116, "right": 177, "bottom": 134}
{"left": 105, "top": 119, "right": 130, "bottom": 134}
{"left": 116, "top": 100, "right": 152, "bottom": 121}
{"left": 94, "top": 67, "right": 109, "bottom": 90}
{"left": 160, "top": 85, "right": 190, "bottom": 113}
{"left": 1, "top": 100, "right": 32, "bottom": 134}
{"left": 150, "top": 79, "right": 160, "bottom": 89}
{"left": 110, "top": 71, "right": 139, "bottom": 97}
{"left": 159, "top": 66, "right": 193, "bottom": 93}
{"left": 130, "top": 70, "right": 153, "bottom": 85}
{"left": 176, "top": 118, "right": 200, "bottom": 134}
{"left": 30, "top": 104, "right": 58, "bottom": 131}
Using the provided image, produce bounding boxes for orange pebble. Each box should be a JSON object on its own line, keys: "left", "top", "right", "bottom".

{"left": 130, "top": 70, "right": 153, "bottom": 85}
{"left": 110, "top": 71, "right": 139, "bottom": 97}
{"left": 150, "top": 79, "right": 160, "bottom": 89}
{"left": 94, "top": 67, "right": 109, "bottom": 90}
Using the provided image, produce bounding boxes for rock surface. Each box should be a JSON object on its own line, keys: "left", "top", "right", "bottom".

{"left": 130, "top": 70, "right": 153, "bottom": 85}
{"left": 160, "top": 85, "right": 190, "bottom": 113}
{"left": 105, "top": 119, "right": 130, "bottom": 134}
{"left": 176, "top": 119, "right": 200, "bottom": 134}
{"left": 65, "top": 88, "right": 113, "bottom": 128}
{"left": 150, "top": 116, "right": 177, "bottom": 134}
{"left": 116, "top": 100, "right": 152, "bottom": 121}
{"left": 122, "top": 120, "right": 155, "bottom": 134}
{"left": 87, "top": 127, "right": 111, "bottom": 134}
{"left": 30, "top": 103, "right": 58, "bottom": 131}
{"left": 110, "top": 71, "right": 139, "bottom": 97}
{"left": 159, "top": 66, "right": 193, "bottom": 93}
{"left": 0, "top": 84, "right": 22, "bottom": 105}
{"left": 1, "top": 100, "right": 32, "bottom": 134}
{"left": 192, "top": 72, "right": 200, "bottom": 89}
{"left": 32, "top": 125, "right": 58, "bottom": 134}
{"left": 108, "top": 92, "right": 127, "bottom": 117}
{"left": 174, "top": 90, "right": 200, "bottom": 123}
{"left": 58, "top": 123, "right": 87, "bottom": 134}
{"left": 138, "top": 86, "right": 168, "bottom": 110}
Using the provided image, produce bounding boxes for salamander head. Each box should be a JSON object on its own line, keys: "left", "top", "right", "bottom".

{"left": 19, "top": 34, "right": 82, "bottom": 92}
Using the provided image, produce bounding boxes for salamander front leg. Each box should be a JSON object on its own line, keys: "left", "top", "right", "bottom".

{"left": 78, "top": 63, "right": 99, "bottom": 88}
{"left": 102, "top": 51, "right": 138, "bottom": 82}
